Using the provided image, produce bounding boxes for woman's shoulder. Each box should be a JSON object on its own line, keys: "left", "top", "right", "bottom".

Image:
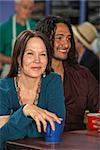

{"left": 45, "top": 72, "right": 62, "bottom": 81}
{"left": 0, "top": 77, "right": 13, "bottom": 91}
{"left": 42, "top": 72, "right": 62, "bottom": 86}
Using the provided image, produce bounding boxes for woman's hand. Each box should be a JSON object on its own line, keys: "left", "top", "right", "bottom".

{"left": 23, "top": 104, "right": 61, "bottom": 133}
{"left": 0, "top": 115, "right": 10, "bottom": 128}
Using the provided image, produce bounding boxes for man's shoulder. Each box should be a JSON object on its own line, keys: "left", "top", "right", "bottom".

{"left": 64, "top": 64, "right": 98, "bottom": 86}
{"left": 28, "top": 18, "right": 37, "bottom": 29}
{"left": 1, "top": 16, "right": 12, "bottom": 26}
{"left": 0, "top": 16, "right": 12, "bottom": 30}
{"left": 86, "top": 49, "right": 99, "bottom": 60}
{"left": 65, "top": 63, "right": 95, "bottom": 78}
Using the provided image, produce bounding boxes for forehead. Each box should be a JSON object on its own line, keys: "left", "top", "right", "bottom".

{"left": 55, "top": 23, "right": 71, "bottom": 35}
{"left": 26, "top": 37, "right": 46, "bottom": 50}
{"left": 17, "top": 0, "right": 33, "bottom": 6}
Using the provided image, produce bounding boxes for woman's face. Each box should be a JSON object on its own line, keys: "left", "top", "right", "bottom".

{"left": 20, "top": 37, "right": 48, "bottom": 78}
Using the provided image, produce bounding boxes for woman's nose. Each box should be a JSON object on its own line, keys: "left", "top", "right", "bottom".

{"left": 34, "top": 54, "right": 40, "bottom": 63}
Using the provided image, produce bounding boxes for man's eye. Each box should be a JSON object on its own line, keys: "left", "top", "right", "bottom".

{"left": 55, "top": 36, "right": 62, "bottom": 40}
{"left": 67, "top": 37, "right": 71, "bottom": 41}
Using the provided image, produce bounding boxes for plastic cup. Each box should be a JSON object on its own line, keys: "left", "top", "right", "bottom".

{"left": 44, "top": 118, "right": 64, "bottom": 143}
{"left": 87, "top": 113, "right": 100, "bottom": 130}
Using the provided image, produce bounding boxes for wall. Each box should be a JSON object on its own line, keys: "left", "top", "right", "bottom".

{"left": 0, "top": 0, "right": 15, "bottom": 24}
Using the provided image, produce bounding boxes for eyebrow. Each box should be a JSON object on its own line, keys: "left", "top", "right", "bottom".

{"left": 25, "top": 49, "right": 47, "bottom": 53}
{"left": 55, "top": 34, "right": 64, "bottom": 36}
{"left": 55, "top": 33, "right": 71, "bottom": 37}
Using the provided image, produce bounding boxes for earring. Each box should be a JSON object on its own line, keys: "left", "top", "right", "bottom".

{"left": 18, "top": 65, "right": 21, "bottom": 77}
{"left": 43, "top": 72, "right": 46, "bottom": 78}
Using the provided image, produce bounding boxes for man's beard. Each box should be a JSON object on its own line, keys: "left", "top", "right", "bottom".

{"left": 53, "top": 54, "right": 67, "bottom": 61}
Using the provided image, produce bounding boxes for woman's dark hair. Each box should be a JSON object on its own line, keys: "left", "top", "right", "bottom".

{"left": 36, "top": 16, "right": 78, "bottom": 66}
{"left": 7, "top": 30, "right": 52, "bottom": 77}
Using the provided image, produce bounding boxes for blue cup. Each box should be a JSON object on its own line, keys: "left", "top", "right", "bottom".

{"left": 44, "top": 119, "right": 64, "bottom": 143}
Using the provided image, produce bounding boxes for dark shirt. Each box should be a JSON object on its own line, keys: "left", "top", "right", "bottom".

{"left": 63, "top": 62, "right": 99, "bottom": 131}
{"left": 80, "top": 49, "right": 100, "bottom": 83}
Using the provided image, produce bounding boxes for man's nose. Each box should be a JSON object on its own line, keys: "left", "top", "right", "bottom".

{"left": 61, "top": 38, "right": 69, "bottom": 48}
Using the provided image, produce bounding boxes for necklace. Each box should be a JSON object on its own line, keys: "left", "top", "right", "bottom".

{"left": 14, "top": 77, "right": 41, "bottom": 106}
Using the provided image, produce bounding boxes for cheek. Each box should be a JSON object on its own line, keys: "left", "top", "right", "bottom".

{"left": 20, "top": 10, "right": 29, "bottom": 18}
{"left": 69, "top": 43, "right": 71, "bottom": 49}
{"left": 41, "top": 58, "right": 48, "bottom": 68}
{"left": 22, "top": 58, "right": 31, "bottom": 67}
{"left": 54, "top": 43, "right": 58, "bottom": 52}
{"left": 43, "top": 59, "right": 48, "bottom": 66}
{"left": 76, "top": 43, "right": 81, "bottom": 49}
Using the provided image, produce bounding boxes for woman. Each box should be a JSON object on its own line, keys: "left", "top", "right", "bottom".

{"left": 0, "top": 30, "right": 65, "bottom": 149}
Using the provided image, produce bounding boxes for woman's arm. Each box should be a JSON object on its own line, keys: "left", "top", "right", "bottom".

{"left": 0, "top": 89, "right": 61, "bottom": 143}
{"left": 0, "top": 115, "right": 10, "bottom": 128}
{"left": 0, "top": 107, "right": 33, "bottom": 143}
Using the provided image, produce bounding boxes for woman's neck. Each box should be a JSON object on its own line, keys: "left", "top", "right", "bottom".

{"left": 18, "top": 74, "right": 41, "bottom": 90}
{"left": 15, "top": 74, "right": 41, "bottom": 105}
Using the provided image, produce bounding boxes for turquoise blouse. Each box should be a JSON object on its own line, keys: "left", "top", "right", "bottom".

{"left": 0, "top": 72, "right": 65, "bottom": 149}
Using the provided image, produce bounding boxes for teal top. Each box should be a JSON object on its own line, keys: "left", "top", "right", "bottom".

{"left": 0, "top": 16, "right": 37, "bottom": 57}
{"left": 0, "top": 72, "right": 65, "bottom": 149}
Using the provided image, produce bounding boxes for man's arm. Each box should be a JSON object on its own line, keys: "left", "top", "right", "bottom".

{"left": 0, "top": 53, "right": 11, "bottom": 64}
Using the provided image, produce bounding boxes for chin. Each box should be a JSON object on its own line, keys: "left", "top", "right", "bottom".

{"left": 24, "top": 73, "right": 41, "bottom": 78}
{"left": 29, "top": 75, "right": 41, "bottom": 78}
{"left": 31, "top": 73, "right": 41, "bottom": 78}
{"left": 53, "top": 55, "right": 67, "bottom": 61}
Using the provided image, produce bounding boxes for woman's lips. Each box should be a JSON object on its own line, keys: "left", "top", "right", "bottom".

{"left": 31, "top": 67, "right": 41, "bottom": 71}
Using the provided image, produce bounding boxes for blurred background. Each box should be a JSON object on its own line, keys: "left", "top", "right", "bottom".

{"left": 0, "top": 0, "right": 99, "bottom": 31}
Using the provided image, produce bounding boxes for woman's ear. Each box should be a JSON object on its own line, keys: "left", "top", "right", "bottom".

{"left": 17, "top": 56, "right": 21, "bottom": 66}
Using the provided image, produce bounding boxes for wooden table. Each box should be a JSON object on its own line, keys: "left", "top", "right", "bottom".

{"left": 6, "top": 130, "right": 100, "bottom": 150}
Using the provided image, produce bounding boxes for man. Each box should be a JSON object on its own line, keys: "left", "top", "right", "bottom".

{"left": 72, "top": 22, "right": 99, "bottom": 83}
{"left": 0, "top": 0, "right": 37, "bottom": 77}
{"left": 92, "top": 36, "right": 100, "bottom": 58}
{"left": 36, "top": 16, "right": 100, "bottom": 131}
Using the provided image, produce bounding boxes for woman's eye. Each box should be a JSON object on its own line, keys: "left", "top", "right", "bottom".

{"left": 41, "top": 53, "right": 46, "bottom": 56}
{"left": 27, "top": 52, "right": 33, "bottom": 55}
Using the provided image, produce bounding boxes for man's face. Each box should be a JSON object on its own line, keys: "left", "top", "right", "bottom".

{"left": 74, "top": 35, "right": 83, "bottom": 53}
{"left": 16, "top": 0, "right": 33, "bottom": 20}
{"left": 53, "top": 23, "right": 71, "bottom": 60}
